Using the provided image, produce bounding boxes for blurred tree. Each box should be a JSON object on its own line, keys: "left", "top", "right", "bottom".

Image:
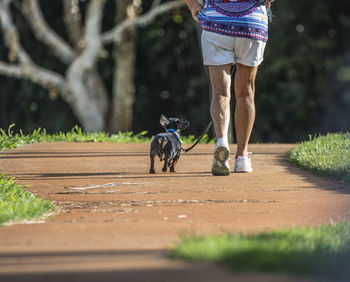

{"left": 0, "top": 0, "right": 349, "bottom": 142}
{"left": 254, "top": 0, "right": 350, "bottom": 142}
{"left": 0, "top": 0, "right": 184, "bottom": 132}
{"left": 134, "top": 2, "right": 211, "bottom": 137}
{"left": 109, "top": 0, "right": 140, "bottom": 132}
{"left": 135, "top": 0, "right": 350, "bottom": 141}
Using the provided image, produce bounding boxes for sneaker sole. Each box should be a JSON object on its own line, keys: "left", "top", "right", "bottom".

{"left": 234, "top": 168, "right": 253, "bottom": 173}
{"left": 212, "top": 146, "right": 230, "bottom": 176}
{"left": 234, "top": 163, "right": 253, "bottom": 173}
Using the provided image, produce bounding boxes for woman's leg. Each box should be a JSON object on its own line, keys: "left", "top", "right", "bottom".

{"left": 234, "top": 63, "right": 258, "bottom": 157}
{"left": 208, "top": 64, "right": 232, "bottom": 176}
{"left": 208, "top": 64, "right": 232, "bottom": 141}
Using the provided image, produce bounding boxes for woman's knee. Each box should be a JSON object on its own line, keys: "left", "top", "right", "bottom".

{"left": 212, "top": 86, "right": 231, "bottom": 98}
{"left": 235, "top": 84, "right": 254, "bottom": 99}
{"left": 209, "top": 64, "right": 232, "bottom": 98}
{"left": 235, "top": 64, "right": 257, "bottom": 98}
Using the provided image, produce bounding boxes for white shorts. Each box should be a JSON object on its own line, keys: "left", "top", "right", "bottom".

{"left": 201, "top": 30, "right": 266, "bottom": 67}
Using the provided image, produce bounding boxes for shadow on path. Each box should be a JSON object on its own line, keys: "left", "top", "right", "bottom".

{"left": 0, "top": 249, "right": 326, "bottom": 282}
{"left": 275, "top": 154, "right": 350, "bottom": 195}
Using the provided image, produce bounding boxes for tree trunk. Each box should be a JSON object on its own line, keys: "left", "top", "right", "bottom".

{"left": 0, "top": 0, "right": 184, "bottom": 133}
{"left": 65, "top": 0, "right": 108, "bottom": 132}
{"left": 109, "top": 0, "right": 138, "bottom": 132}
{"left": 62, "top": 0, "right": 109, "bottom": 132}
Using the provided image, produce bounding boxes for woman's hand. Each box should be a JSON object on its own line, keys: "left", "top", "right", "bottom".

{"left": 264, "top": 0, "right": 275, "bottom": 9}
{"left": 184, "top": 0, "right": 203, "bottom": 22}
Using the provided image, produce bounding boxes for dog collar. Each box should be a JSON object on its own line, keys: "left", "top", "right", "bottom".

{"left": 167, "top": 129, "right": 183, "bottom": 144}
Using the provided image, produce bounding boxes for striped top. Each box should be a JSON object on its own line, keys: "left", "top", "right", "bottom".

{"left": 198, "top": 0, "right": 269, "bottom": 42}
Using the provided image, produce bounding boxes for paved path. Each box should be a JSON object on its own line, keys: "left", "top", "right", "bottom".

{"left": 0, "top": 143, "right": 350, "bottom": 281}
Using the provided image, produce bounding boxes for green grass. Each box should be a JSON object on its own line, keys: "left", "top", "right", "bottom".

{"left": 0, "top": 124, "right": 152, "bottom": 150}
{"left": 0, "top": 176, "right": 54, "bottom": 225}
{"left": 289, "top": 133, "right": 350, "bottom": 183}
{"left": 172, "top": 223, "right": 350, "bottom": 277}
{"left": 0, "top": 124, "right": 214, "bottom": 151}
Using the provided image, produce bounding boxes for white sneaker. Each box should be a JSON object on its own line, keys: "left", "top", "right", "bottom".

{"left": 234, "top": 155, "right": 253, "bottom": 173}
{"left": 212, "top": 146, "right": 230, "bottom": 176}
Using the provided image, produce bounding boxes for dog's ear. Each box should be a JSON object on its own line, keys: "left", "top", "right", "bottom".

{"left": 160, "top": 115, "right": 169, "bottom": 129}
{"left": 177, "top": 119, "right": 190, "bottom": 131}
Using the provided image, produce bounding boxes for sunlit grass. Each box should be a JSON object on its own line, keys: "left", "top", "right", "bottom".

{"left": 0, "top": 124, "right": 152, "bottom": 149}
{"left": 0, "top": 176, "right": 54, "bottom": 225}
{"left": 289, "top": 133, "right": 350, "bottom": 183}
{"left": 172, "top": 223, "right": 350, "bottom": 277}
{"left": 0, "top": 124, "right": 214, "bottom": 151}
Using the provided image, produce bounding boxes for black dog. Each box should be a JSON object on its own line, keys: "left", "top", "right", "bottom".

{"left": 149, "top": 115, "right": 189, "bottom": 174}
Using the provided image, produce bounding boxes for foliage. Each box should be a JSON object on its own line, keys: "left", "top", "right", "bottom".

{"left": 0, "top": 175, "right": 54, "bottom": 225}
{"left": 1, "top": 0, "right": 350, "bottom": 141}
{"left": 172, "top": 222, "right": 350, "bottom": 277}
{"left": 134, "top": 3, "right": 211, "bottom": 137}
{"left": 0, "top": 124, "right": 214, "bottom": 152}
{"left": 289, "top": 133, "right": 350, "bottom": 183}
{"left": 254, "top": 0, "right": 350, "bottom": 142}
{"left": 0, "top": 124, "right": 152, "bottom": 150}
{"left": 0, "top": 1, "right": 77, "bottom": 133}
{"left": 182, "top": 133, "right": 215, "bottom": 145}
